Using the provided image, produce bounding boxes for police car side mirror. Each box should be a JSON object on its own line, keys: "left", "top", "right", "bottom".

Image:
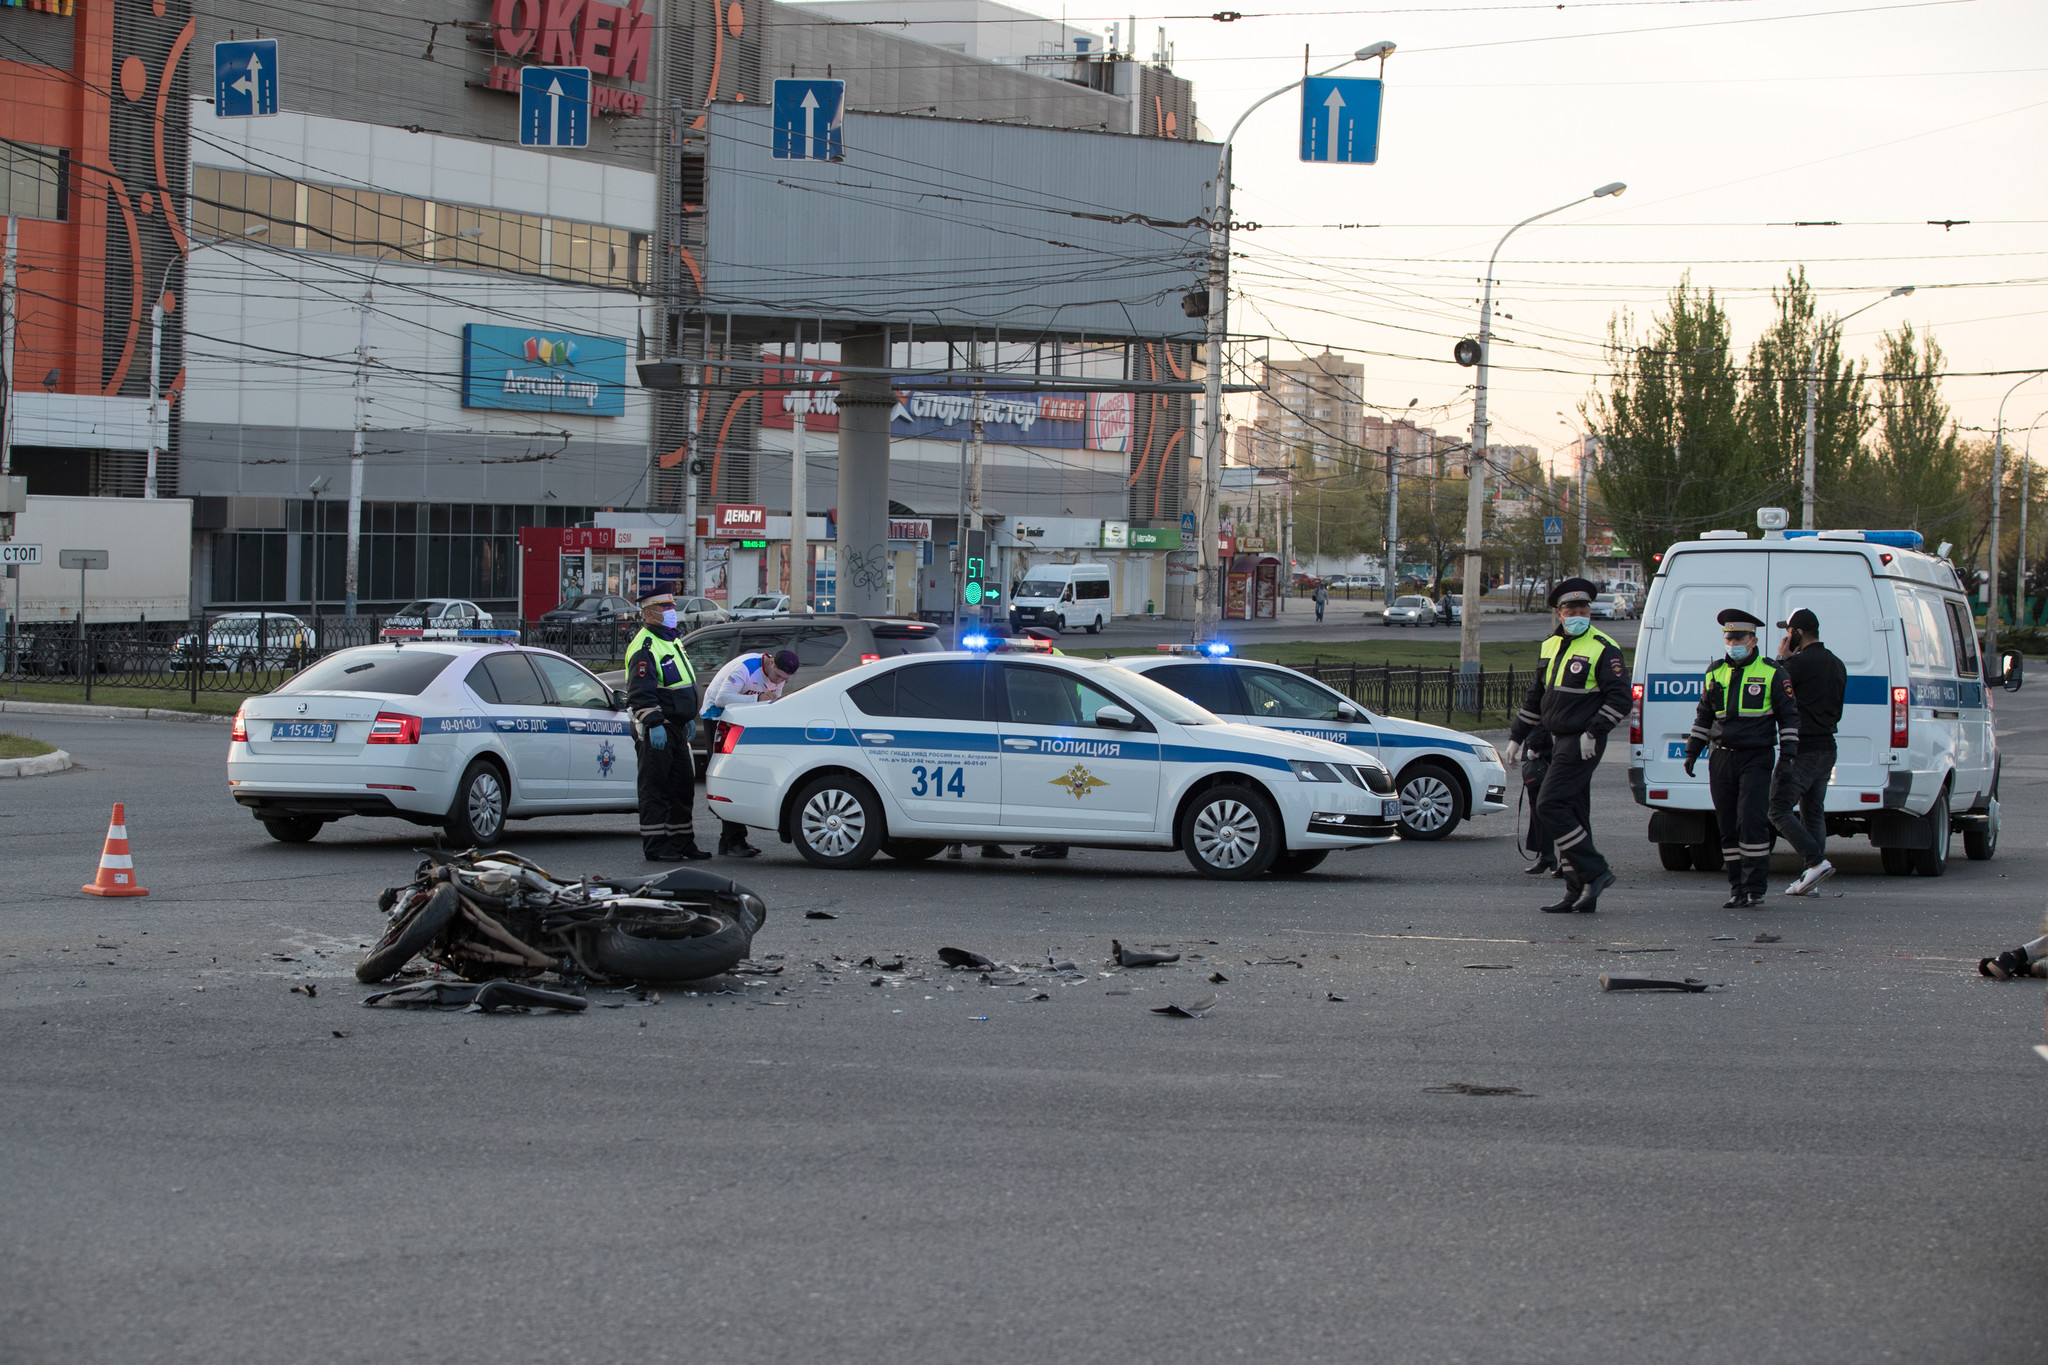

{"left": 1094, "top": 704, "right": 1138, "bottom": 729}
{"left": 2001, "top": 652, "right": 2024, "bottom": 692}
{"left": 1336, "top": 701, "right": 1364, "bottom": 722}
{"left": 610, "top": 687, "right": 629, "bottom": 710}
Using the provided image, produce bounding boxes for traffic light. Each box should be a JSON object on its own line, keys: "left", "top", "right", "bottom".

{"left": 962, "top": 528, "right": 989, "bottom": 607}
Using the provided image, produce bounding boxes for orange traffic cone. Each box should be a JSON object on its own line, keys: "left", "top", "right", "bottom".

{"left": 82, "top": 802, "right": 149, "bottom": 897}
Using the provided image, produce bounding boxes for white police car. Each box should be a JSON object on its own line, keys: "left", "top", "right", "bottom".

{"left": 227, "top": 634, "right": 638, "bottom": 844}
{"left": 1113, "top": 646, "right": 1509, "bottom": 841}
{"left": 702, "top": 645, "right": 1401, "bottom": 879}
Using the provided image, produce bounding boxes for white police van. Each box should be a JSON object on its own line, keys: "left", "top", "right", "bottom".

{"left": 1629, "top": 523, "right": 2021, "bottom": 877}
{"left": 702, "top": 647, "right": 1402, "bottom": 879}
{"left": 1113, "top": 646, "right": 1508, "bottom": 841}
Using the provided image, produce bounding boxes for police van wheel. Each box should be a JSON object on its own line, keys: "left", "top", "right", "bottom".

{"left": 1396, "top": 764, "right": 1462, "bottom": 840}
{"left": 791, "top": 775, "right": 884, "bottom": 869}
{"left": 1880, "top": 847, "right": 1914, "bottom": 876}
{"left": 1269, "top": 849, "right": 1329, "bottom": 875}
{"left": 1691, "top": 840, "right": 1721, "bottom": 874}
{"left": 1086, "top": 615, "right": 1102, "bottom": 635}
{"left": 1181, "top": 784, "right": 1281, "bottom": 880}
{"left": 1965, "top": 797, "right": 1999, "bottom": 861}
{"left": 446, "top": 759, "right": 508, "bottom": 846}
{"left": 1911, "top": 792, "right": 1950, "bottom": 877}
{"left": 1657, "top": 842, "right": 1693, "bottom": 871}
{"left": 882, "top": 839, "right": 946, "bottom": 863}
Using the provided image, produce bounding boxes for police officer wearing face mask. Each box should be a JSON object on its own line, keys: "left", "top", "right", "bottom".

{"left": 1506, "top": 577, "right": 1629, "bottom": 912}
{"left": 1683, "top": 608, "right": 1799, "bottom": 908}
{"left": 625, "top": 589, "right": 707, "bottom": 862}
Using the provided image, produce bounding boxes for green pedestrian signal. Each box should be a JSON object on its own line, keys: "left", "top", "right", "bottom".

{"left": 964, "top": 582, "right": 984, "bottom": 606}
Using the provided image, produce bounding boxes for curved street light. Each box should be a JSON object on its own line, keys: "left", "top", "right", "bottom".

{"left": 1799, "top": 284, "right": 1912, "bottom": 530}
{"left": 1196, "top": 42, "right": 1396, "bottom": 634}
{"left": 1987, "top": 370, "right": 2048, "bottom": 662}
{"left": 1457, "top": 182, "right": 1626, "bottom": 672}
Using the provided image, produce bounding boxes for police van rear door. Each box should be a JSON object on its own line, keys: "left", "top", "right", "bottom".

{"left": 1641, "top": 550, "right": 1769, "bottom": 792}
{"left": 1765, "top": 549, "right": 1885, "bottom": 799}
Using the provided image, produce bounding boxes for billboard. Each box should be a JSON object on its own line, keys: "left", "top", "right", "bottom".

{"left": 762, "top": 364, "right": 1098, "bottom": 449}
{"left": 462, "top": 323, "right": 627, "bottom": 416}
{"left": 704, "top": 105, "right": 1213, "bottom": 341}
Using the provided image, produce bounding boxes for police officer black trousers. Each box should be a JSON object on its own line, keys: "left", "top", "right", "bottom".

{"left": 1710, "top": 745, "right": 1775, "bottom": 897}
{"left": 1536, "top": 734, "right": 1610, "bottom": 885}
{"left": 1521, "top": 751, "right": 1556, "bottom": 870}
{"left": 635, "top": 735, "right": 697, "bottom": 860}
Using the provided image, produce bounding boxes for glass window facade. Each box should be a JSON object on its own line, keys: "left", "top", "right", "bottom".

{"left": 2, "top": 142, "right": 67, "bottom": 221}
{"left": 192, "top": 166, "right": 648, "bottom": 290}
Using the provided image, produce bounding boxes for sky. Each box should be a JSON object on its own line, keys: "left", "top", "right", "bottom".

{"left": 1062, "top": 0, "right": 2048, "bottom": 481}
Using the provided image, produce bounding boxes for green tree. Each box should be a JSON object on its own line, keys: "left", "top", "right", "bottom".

{"left": 1589, "top": 278, "right": 1765, "bottom": 567}
{"left": 1855, "top": 323, "right": 1976, "bottom": 560}
{"left": 1740, "top": 268, "right": 1870, "bottom": 523}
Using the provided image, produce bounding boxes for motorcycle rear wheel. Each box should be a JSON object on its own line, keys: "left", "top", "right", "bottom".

{"left": 589, "top": 911, "right": 754, "bottom": 984}
{"left": 356, "top": 883, "right": 461, "bottom": 983}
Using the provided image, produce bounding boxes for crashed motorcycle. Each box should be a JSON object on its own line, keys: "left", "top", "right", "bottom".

{"left": 355, "top": 849, "right": 767, "bottom": 986}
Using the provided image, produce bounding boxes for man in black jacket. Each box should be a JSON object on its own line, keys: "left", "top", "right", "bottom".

{"left": 1769, "top": 607, "right": 1847, "bottom": 896}
{"left": 1506, "top": 578, "right": 1630, "bottom": 912}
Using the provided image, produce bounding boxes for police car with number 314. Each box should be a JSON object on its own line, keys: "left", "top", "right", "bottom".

{"left": 702, "top": 639, "right": 1402, "bottom": 879}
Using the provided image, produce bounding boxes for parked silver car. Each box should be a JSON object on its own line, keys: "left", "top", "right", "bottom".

{"left": 174, "top": 613, "right": 316, "bottom": 670}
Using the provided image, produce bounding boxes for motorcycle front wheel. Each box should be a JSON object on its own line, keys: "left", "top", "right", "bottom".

{"left": 588, "top": 912, "right": 753, "bottom": 984}
{"left": 356, "top": 883, "right": 461, "bottom": 983}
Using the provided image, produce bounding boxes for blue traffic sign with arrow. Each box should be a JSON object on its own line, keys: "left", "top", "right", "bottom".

{"left": 519, "top": 66, "right": 590, "bottom": 148}
{"left": 214, "top": 40, "right": 279, "bottom": 119}
{"left": 1299, "top": 76, "right": 1382, "bottom": 164}
{"left": 772, "top": 78, "right": 845, "bottom": 161}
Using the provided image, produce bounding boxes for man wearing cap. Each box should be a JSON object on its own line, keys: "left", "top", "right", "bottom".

{"left": 1684, "top": 608, "right": 1800, "bottom": 907}
{"left": 1505, "top": 577, "right": 1630, "bottom": 912}
{"left": 1769, "top": 607, "right": 1847, "bottom": 896}
{"left": 625, "top": 590, "right": 707, "bottom": 861}
{"left": 701, "top": 646, "right": 802, "bottom": 857}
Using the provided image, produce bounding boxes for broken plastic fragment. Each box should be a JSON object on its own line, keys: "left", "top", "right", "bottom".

{"left": 805, "top": 910, "right": 838, "bottom": 920}
{"left": 1114, "top": 940, "right": 1180, "bottom": 968}
{"left": 1151, "top": 994, "right": 1218, "bottom": 1018}
{"left": 1598, "top": 974, "right": 1711, "bottom": 993}
{"left": 938, "top": 946, "right": 997, "bottom": 970}
{"left": 1207, "top": 971, "right": 1228, "bottom": 984}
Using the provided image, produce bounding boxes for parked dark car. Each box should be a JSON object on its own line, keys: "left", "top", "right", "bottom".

{"left": 539, "top": 593, "right": 638, "bottom": 626}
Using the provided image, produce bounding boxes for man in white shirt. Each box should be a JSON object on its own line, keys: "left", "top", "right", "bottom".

{"left": 701, "top": 648, "right": 800, "bottom": 857}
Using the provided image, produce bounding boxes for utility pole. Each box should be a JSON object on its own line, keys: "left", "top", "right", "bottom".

{"left": 684, "top": 376, "right": 701, "bottom": 595}
{"left": 1988, "top": 372, "right": 2047, "bottom": 662}
{"left": 969, "top": 338, "right": 986, "bottom": 629}
{"left": 343, "top": 284, "right": 369, "bottom": 617}
{"left": 1578, "top": 435, "right": 1591, "bottom": 579}
{"left": 1383, "top": 441, "right": 1398, "bottom": 606}
{"left": 790, "top": 332, "right": 808, "bottom": 615}
{"left": 954, "top": 427, "right": 970, "bottom": 645}
{"left": 0, "top": 217, "right": 16, "bottom": 482}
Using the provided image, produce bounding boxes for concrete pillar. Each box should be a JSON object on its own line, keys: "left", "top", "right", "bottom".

{"left": 835, "top": 331, "right": 893, "bottom": 617}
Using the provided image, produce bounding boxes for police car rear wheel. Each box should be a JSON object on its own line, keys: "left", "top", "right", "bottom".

{"left": 261, "top": 816, "right": 324, "bottom": 844}
{"left": 1181, "top": 785, "right": 1281, "bottom": 880}
{"left": 1396, "top": 764, "right": 1462, "bottom": 840}
{"left": 792, "top": 776, "right": 884, "bottom": 869}
{"left": 1911, "top": 792, "right": 1950, "bottom": 877}
{"left": 882, "top": 838, "right": 946, "bottom": 862}
{"left": 447, "top": 759, "right": 507, "bottom": 846}
{"left": 1269, "top": 849, "right": 1329, "bottom": 875}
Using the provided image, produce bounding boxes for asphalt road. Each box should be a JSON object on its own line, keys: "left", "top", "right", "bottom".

{"left": 4, "top": 684, "right": 2044, "bottom": 1364}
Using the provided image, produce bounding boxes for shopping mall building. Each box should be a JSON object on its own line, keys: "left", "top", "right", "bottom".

{"left": 0, "top": 0, "right": 1200, "bottom": 621}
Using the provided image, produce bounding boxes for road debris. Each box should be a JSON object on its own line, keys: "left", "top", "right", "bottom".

{"left": 938, "top": 946, "right": 997, "bottom": 970}
{"left": 858, "top": 955, "right": 905, "bottom": 971}
{"left": 804, "top": 910, "right": 839, "bottom": 920}
{"left": 289, "top": 983, "right": 317, "bottom": 998}
{"left": 1114, "top": 941, "right": 1180, "bottom": 967}
{"left": 1327, "top": 992, "right": 1348, "bottom": 1001}
{"left": 361, "top": 979, "right": 589, "bottom": 1012}
{"left": 1424, "top": 1083, "right": 1532, "bottom": 1097}
{"left": 1599, "top": 974, "right": 1714, "bottom": 993}
{"left": 1753, "top": 933, "right": 1782, "bottom": 944}
{"left": 1207, "top": 971, "right": 1228, "bottom": 984}
{"left": 1462, "top": 964, "right": 1513, "bottom": 970}
{"left": 1151, "top": 994, "right": 1218, "bottom": 1019}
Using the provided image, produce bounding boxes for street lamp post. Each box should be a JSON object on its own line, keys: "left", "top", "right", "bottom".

{"left": 1458, "top": 182, "right": 1625, "bottom": 672}
{"left": 1988, "top": 371, "right": 2048, "bottom": 664}
{"left": 2017, "top": 412, "right": 2048, "bottom": 633}
{"left": 145, "top": 223, "right": 269, "bottom": 499}
{"left": 1198, "top": 40, "right": 1394, "bottom": 635}
{"left": 1799, "top": 284, "right": 1913, "bottom": 530}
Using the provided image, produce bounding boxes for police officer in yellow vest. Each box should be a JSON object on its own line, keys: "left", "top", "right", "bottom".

{"left": 625, "top": 588, "right": 708, "bottom": 862}
{"left": 1683, "top": 607, "right": 1799, "bottom": 908}
{"left": 1505, "top": 577, "right": 1630, "bottom": 912}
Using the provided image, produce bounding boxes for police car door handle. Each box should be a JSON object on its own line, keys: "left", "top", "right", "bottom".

{"left": 1003, "top": 738, "right": 1038, "bottom": 750}
{"left": 859, "top": 732, "right": 894, "bottom": 745}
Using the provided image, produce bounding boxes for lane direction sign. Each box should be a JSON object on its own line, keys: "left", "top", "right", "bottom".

{"left": 520, "top": 66, "right": 591, "bottom": 148}
{"left": 772, "top": 78, "right": 845, "bottom": 161}
{"left": 1298, "top": 76, "right": 1383, "bottom": 164}
{"left": 214, "top": 40, "right": 279, "bottom": 119}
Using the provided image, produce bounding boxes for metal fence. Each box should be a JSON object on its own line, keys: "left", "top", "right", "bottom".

{"left": 0, "top": 614, "right": 642, "bottom": 702}
{"left": 1297, "top": 661, "right": 1523, "bottom": 725}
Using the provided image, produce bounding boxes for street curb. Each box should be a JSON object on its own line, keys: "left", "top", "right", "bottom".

{"left": 0, "top": 748, "right": 73, "bottom": 778}
{"left": 0, "top": 699, "right": 234, "bottom": 725}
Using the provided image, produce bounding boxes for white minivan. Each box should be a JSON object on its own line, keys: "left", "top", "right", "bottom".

{"left": 1010, "top": 563, "right": 1113, "bottom": 634}
{"left": 1629, "top": 527, "right": 2021, "bottom": 878}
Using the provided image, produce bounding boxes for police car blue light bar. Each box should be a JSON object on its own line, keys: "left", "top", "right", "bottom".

{"left": 456, "top": 629, "right": 522, "bottom": 639}
{"left": 961, "top": 633, "right": 992, "bottom": 651}
{"left": 1154, "top": 642, "right": 1232, "bottom": 656}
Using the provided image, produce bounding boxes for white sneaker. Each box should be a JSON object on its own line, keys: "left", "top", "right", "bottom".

{"left": 1784, "top": 859, "right": 1835, "bottom": 896}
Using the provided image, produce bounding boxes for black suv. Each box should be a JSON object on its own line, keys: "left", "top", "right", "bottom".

{"left": 539, "top": 593, "right": 638, "bottom": 625}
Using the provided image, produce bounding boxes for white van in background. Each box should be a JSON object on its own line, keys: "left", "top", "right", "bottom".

{"left": 1009, "top": 563, "right": 1113, "bottom": 634}
{"left": 1629, "top": 525, "right": 2022, "bottom": 878}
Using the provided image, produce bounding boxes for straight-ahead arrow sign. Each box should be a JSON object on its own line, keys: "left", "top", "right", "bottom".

{"left": 1300, "top": 76, "right": 1384, "bottom": 165}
